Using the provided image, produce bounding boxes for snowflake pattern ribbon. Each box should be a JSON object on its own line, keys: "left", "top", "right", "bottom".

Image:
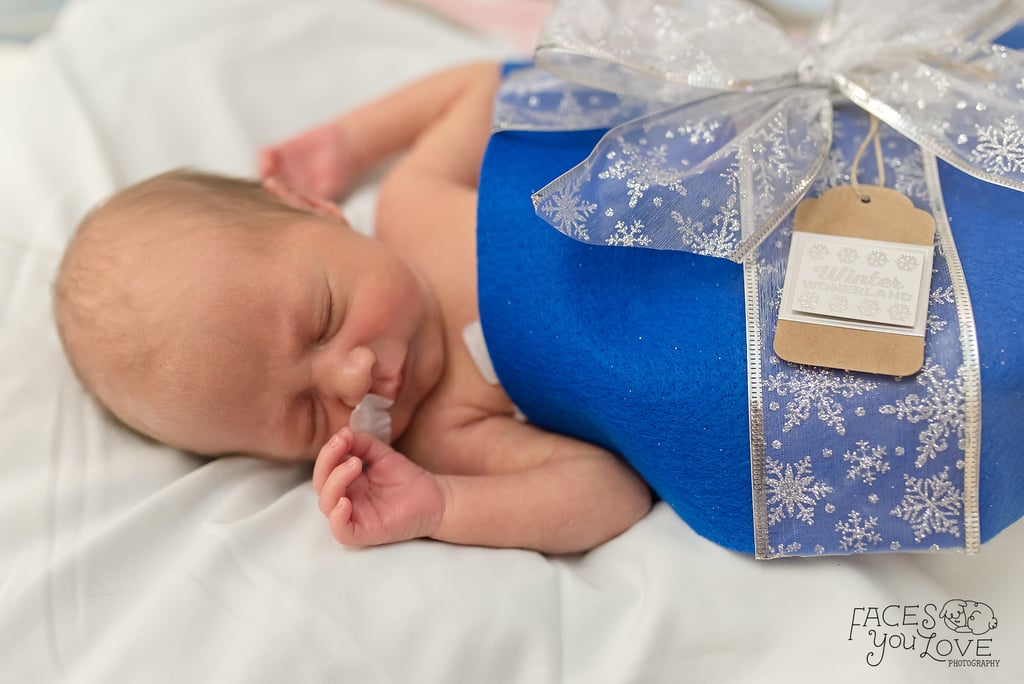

{"left": 743, "top": 109, "right": 979, "bottom": 557}
{"left": 495, "top": 0, "right": 1024, "bottom": 262}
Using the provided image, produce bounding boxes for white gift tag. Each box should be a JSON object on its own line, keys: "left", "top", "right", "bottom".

{"left": 781, "top": 232, "right": 933, "bottom": 335}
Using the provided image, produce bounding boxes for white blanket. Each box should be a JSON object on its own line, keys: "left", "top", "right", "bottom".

{"left": 1, "top": 1, "right": 1021, "bottom": 681}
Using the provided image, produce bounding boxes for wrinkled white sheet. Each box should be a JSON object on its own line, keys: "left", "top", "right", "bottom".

{"left": 0, "top": 1, "right": 1021, "bottom": 681}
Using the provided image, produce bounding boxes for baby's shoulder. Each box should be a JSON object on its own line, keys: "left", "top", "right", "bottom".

{"left": 399, "top": 355, "right": 516, "bottom": 445}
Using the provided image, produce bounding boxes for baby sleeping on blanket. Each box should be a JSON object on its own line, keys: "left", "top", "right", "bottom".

{"left": 54, "top": 63, "right": 652, "bottom": 554}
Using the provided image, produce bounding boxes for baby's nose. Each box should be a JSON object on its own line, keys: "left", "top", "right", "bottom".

{"left": 321, "top": 345, "right": 376, "bottom": 407}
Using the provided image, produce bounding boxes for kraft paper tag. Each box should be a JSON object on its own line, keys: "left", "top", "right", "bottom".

{"left": 774, "top": 185, "right": 935, "bottom": 376}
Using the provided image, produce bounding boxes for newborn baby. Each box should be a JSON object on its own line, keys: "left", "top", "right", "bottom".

{"left": 54, "top": 63, "right": 652, "bottom": 554}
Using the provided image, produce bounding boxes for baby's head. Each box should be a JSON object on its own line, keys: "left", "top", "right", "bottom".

{"left": 55, "top": 169, "right": 443, "bottom": 460}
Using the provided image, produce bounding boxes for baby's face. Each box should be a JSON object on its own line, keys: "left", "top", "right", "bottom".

{"left": 130, "top": 215, "right": 444, "bottom": 460}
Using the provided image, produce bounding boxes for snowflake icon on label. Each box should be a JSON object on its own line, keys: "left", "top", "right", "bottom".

{"left": 887, "top": 302, "right": 912, "bottom": 322}
{"left": 808, "top": 243, "right": 829, "bottom": 260}
{"left": 829, "top": 295, "right": 849, "bottom": 313}
{"left": 866, "top": 250, "right": 888, "bottom": 267}
{"left": 858, "top": 299, "right": 881, "bottom": 317}
{"left": 797, "top": 292, "right": 820, "bottom": 310}
{"left": 895, "top": 254, "right": 919, "bottom": 272}
{"left": 836, "top": 247, "right": 858, "bottom": 263}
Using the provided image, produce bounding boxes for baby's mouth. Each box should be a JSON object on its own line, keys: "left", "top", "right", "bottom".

{"left": 378, "top": 356, "right": 406, "bottom": 402}
{"left": 349, "top": 393, "right": 393, "bottom": 444}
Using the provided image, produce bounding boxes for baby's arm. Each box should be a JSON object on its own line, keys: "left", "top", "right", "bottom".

{"left": 260, "top": 62, "right": 500, "bottom": 199}
{"left": 313, "top": 424, "right": 652, "bottom": 554}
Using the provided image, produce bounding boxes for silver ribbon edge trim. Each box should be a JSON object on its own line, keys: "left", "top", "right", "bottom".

{"left": 923, "top": 150, "right": 983, "bottom": 554}
{"left": 747, "top": 256, "right": 771, "bottom": 560}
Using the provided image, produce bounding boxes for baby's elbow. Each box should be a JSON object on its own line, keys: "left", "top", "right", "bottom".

{"left": 626, "top": 478, "right": 654, "bottom": 527}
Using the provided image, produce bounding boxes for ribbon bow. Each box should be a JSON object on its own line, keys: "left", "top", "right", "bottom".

{"left": 494, "top": 0, "right": 1024, "bottom": 262}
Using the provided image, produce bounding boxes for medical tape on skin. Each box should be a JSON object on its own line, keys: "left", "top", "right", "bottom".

{"left": 350, "top": 393, "right": 393, "bottom": 444}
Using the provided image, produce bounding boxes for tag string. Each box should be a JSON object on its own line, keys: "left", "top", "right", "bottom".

{"left": 850, "top": 115, "right": 885, "bottom": 202}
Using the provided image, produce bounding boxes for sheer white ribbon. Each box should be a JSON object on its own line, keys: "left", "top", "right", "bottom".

{"left": 494, "top": 0, "right": 1024, "bottom": 262}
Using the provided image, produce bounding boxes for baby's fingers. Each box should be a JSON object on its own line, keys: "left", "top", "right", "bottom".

{"left": 328, "top": 499, "right": 357, "bottom": 546}
{"left": 318, "top": 455, "right": 364, "bottom": 517}
{"left": 347, "top": 430, "right": 400, "bottom": 466}
{"left": 313, "top": 428, "right": 353, "bottom": 493}
{"left": 258, "top": 148, "right": 279, "bottom": 179}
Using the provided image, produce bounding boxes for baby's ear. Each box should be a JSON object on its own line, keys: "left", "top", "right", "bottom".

{"left": 262, "top": 177, "right": 344, "bottom": 221}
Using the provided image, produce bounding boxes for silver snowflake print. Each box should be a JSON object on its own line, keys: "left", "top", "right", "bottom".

{"left": 887, "top": 147, "right": 926, "bottom": 201}
{"left": 812, "top": 148, "right": 850, "bottom": 194}
{"left": 708, "top": 192, "right": 744, "bottom": 257}
{"left": 930, "top": 285, "right": 955, "bottom": 307}
{"left": 555, "top": 91, "right": 587, "bottom": 121}
{"left": 926, "top": 286, "right": 954, "bottom": 333}
{"left": 597, "top": 137, "right": 687, "bottom": 208}
{"left": 534, "top": 174, "right": 597, "bottom": 240}
{"left": 756, "top": 251, "right": 787, "bottom": 286}
{"left": 766, "top": 366, "right": 879, "bottom": 435}
{"left": 844, "top": 441, "right": 890, "bottom": 485}
{"left": 746, "top": 111, "right": 798, "bottom": 204}
{"left": 835, "top": 511, "right": 883, "bottom": 553}
{"left": 926, "top": 313, "right": 948, "bottom": 334}
{"left": 764, "top": 454, "right": 833, "bottom": 526}
{"left": 533, "top": 88, "right": 648, "bottom": 130}
{"left": 605, "top": 219, "right": 651, "bottom": 247}
{"left": 764, "top": 541, "right": 803, "bottom": 559}
{"left": 879, "top": 359, "right": 967, "bottom": 467}
{"left": 677, "top": 116, "right": 722, "bottom": 145}
{"left": 672, "top": 210, "right": 735, "bottom": 257}
{"left": 495, "top": 71, "right": 649, "bottom": 130}
{"left": 890, "top": 467, "right": 962, "bottom": 542}
{"left": 969, "top": 116, "right": 1024, "bottom": 175}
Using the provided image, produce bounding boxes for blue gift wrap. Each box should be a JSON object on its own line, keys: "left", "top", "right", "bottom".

{"left": 477, "top": 29, "right": 1024, "bottom": 555}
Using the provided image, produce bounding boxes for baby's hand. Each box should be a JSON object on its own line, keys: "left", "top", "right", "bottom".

{"left": 259, "top": 122, "right": 355, "bottom": 200}
{"left": 312, "top": 428, "right": 447, "bottom": 547}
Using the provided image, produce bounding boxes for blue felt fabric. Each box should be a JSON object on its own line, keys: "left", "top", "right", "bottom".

{"left": 477, "top": 39, "right": 1024, "bottom": 554}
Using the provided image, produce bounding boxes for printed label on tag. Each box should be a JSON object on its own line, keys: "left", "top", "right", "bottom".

{"left": 781, "top": 233, "right": 933, "bottom": 336}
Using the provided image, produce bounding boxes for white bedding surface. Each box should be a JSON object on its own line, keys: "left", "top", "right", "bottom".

{"left": 1, "top": 1, "right": 1021, "bottom": 682}
{"left": 0, "top": 43, "right": 30, "bottom": 90}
